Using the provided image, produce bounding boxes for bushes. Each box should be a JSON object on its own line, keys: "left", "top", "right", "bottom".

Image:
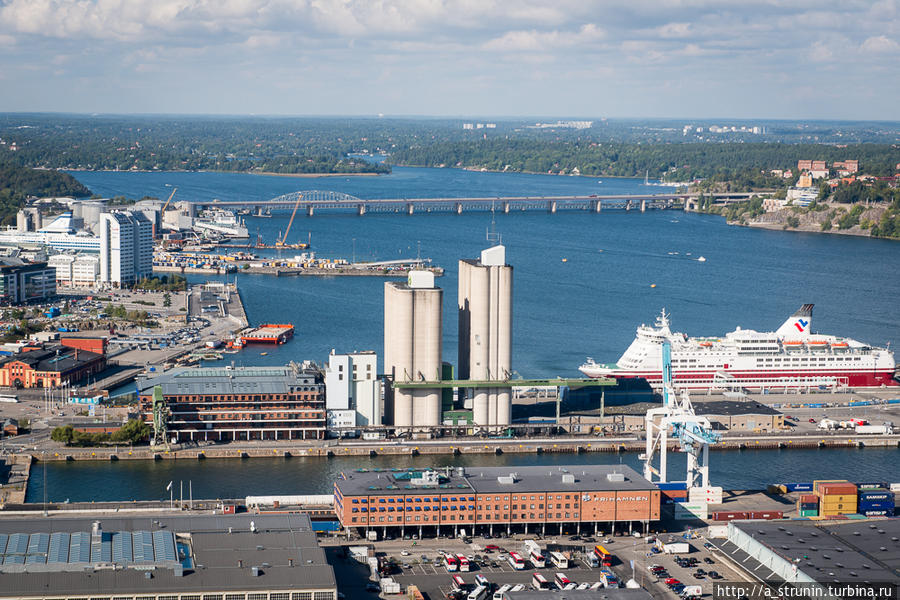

{"left": 50, "top": 419, "right": 150, "bottom": 447}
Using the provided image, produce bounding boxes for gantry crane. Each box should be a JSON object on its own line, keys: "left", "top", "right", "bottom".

{"left": 641, "top": 340, "right": 720, "bottom": 490}
{"left": 276, "top": 193, "right": 303, "bottom": 247}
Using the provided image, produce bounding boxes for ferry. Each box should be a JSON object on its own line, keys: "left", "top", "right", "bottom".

{"left": 579, "top": 305, "right": 897, "bottom": 390}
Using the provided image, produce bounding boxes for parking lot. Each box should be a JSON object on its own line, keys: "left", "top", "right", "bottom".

{"left": 325, "top": 529, "right": 748, "bottom": 600}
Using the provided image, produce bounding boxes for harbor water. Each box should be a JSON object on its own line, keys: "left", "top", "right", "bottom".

{"left": 26, "top": 448, "right": 900, "bottom": 503}
{"left": 45, "top": 166, "right": 900, "bottom": 503}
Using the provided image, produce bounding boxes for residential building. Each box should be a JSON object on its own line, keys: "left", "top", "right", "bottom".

{"left": 0, "top": 345, "right": 106, "bottom": 388}
{"left": 137, "top": 365, "right": 326, "bottom": 442}
{"left": 458, "top": 244, "right": 513, "bottom": 427}
{"left": 323, "top": 350, "right": 381, "bottom": 426}
{"left": 0, "top": 513, "right": 337, "bottom": 600}
{"left": 100, "top": 211, "right": 153, "bottom": 286}
{"left": 334, "top": 464, "right": 661, "bottom": 537}
{"left": 384, "top": 271, "right": 443, "bottom": 429}
{"left": 0, "top": 258, "right": 56, "bottom": 305}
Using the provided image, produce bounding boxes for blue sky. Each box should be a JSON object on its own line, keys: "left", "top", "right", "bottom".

{"left": 1, "top": 0, "right": 898, "bottom": 119}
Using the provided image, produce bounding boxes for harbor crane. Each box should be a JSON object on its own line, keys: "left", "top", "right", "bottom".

{"left": 641, "top": 340, "right": 720, "bottom": 490}
{"left": 161, "top": 187, "right": 178, "bottom": 212}
{"left": 276, "top": 193, "right": 303, "bottom": 247}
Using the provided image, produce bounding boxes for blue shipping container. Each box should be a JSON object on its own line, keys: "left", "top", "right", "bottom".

{"left": 886, "top": 399, "right": 900, "bottom": 405}
{"left": 786, "top": 483, "right": 814, "bottom": 492}
{"left": 657, "top": 482, "right": 688, "bottom": 490}
{"left": 311, "top": 520, "right": 341, "bottom": 532}
{"left": 859, "top": 501, "right": 895, "bottom": 510}
{"left": 806, "top": 403, "right": 826, "bottom": 408}
{"left": 848, "top": 401, "right": 872, "bottom": 407}
{"left": 859, "top": 492, "right": 892, "bottom": 501}
{"left": 863, "top": 510, "right": 891, "bottom": 517}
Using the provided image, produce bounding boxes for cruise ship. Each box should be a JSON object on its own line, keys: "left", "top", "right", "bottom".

{"left": 579, "top": 305, "right": 897, "bottom": 390}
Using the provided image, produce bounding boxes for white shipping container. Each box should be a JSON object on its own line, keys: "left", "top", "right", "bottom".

{"left": 663, "top": 542, "right": 691, "bottom": 554}
{"left": 855, "top": 424, "right": 892, "bottom": 434}
{"left": 380, "top": 578, "right": 401, "bottom": 595}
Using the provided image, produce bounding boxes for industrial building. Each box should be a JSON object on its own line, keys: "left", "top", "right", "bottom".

{"left": 693, "top": 400, "right": 784, "bottom": 432}
{"left": 100, "top": 211, "right": 153, "bottom": 286}
{"left": 0, "top": 258, "right": 56, "bottom": 305}
{"left": 137, "top": 365, "right": 326, "bottom": 442}
{"left": 458, "top": 244, "right": 513, "bottom": 427}
{"left": 324, "top": 350, "right": 381, "bottom": 427}
{"left": 719, "top": 518, "right": 899, "bottom": 586}
{"left": 0, "top": 345, "right": 105, "bottom": 388}
{"left": 0, "top": 513, "right": 337, "bottom": 600}
{"left": 333, "top": 464, "right": 660, "bottom": 538}
{"left": 384, "top": 271, "right": 443, "bottom": 429}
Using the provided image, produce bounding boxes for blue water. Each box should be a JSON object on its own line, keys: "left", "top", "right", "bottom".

{"left": 25, "top": 448, "right": 900, "bottom": 503}
{"left": 71, "top": 168, "right": 900, "bottom": 376}
{"left": 39, "top": 166, "right": 898, "bottom": 503}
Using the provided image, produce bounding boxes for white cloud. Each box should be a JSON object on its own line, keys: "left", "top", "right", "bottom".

{"left": 860, "top": 35, "right": 900, "bottom": 53}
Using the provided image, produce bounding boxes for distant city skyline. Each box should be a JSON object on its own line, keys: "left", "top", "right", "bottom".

{"left": 1, "top": 0, "right": 898, "bottom": 120}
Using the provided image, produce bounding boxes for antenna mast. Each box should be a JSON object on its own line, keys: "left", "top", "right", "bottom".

{"left": 487, "top": 201, "right": 502, "bottom": 245}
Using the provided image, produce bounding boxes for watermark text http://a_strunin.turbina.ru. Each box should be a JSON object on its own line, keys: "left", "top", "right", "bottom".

{"left": 713, "top": 582, "right": 898, "bottom": 600}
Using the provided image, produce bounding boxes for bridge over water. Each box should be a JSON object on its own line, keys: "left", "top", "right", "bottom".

{"left": 194, "top": 191, "right": 755, "bottom": 216}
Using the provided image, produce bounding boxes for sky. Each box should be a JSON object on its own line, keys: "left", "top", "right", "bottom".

{"left": 0, "top": 0, "right": 898, "bottom": 119}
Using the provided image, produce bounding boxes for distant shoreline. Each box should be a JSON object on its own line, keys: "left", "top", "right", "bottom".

{"left": 249, "top": 171, "right": 381, "bottom": 178}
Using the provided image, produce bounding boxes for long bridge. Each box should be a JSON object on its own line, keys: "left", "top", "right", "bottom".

{"left": 193, "top": 191, "right": 756, "bottom": 216}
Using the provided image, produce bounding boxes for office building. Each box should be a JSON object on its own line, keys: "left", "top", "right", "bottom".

{"left": 0, "top": 513, "right": 337, "bottom": 600}
{"left": 0, "top": 345, "right": 106, "bottom": 388}
{"left": 324, "top": 350, "right": 381, "bottom": 426}
{"left": 334, "top": 464, "right": 660, "bottom": 537}
{"left": 0, "top": 258, "right": 56, "bottom": 305}
{"left": 137, "top": 365, "right": 326, "bottom": 442}
{"left": 458, "top": 245, "right": 513, "bottom": 427}
{"left": 100, "top": 211, "right": 153, "bottom": 286}
{"left": 384, "top": 271, "right": 442, "bottom": 429}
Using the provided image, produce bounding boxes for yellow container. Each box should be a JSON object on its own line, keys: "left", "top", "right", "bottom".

{"left": 819, "top": 494, "right": 857, "bottom": 504}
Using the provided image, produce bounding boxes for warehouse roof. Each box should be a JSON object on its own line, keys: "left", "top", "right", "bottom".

{"left": 0, "top": 514, "right": 335, "bottom": 598}
{"left": 693, "top": 400, "right": 781, "bottom": 417}
{"left": 336, "top": 465, "right": 655, "bottom": 497}
{"left": 0, "top": 346, "right": 103, "bottom": 374}
{"left": 136, "top": 366, "right": 321, "bottom": 396}
{"left": 731, "top": 519, "right": 900, "bottom": 583}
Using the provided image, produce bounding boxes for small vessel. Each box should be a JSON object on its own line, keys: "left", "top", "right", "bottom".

{"left": 260, "top": 351, "right": 268, "bottom": 356}
{"left": 697, "top": 256, "right": 707, "bottom": 262}
{"left": 579, "top": 304, "right": 897, "bottom": 389}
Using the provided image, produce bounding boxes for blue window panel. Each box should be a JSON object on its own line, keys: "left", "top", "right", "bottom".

{"left": 70, "top": 532, "right": 91, "bottom": 563}
{"left": 48, "top": 532, "right": 69, "bottom": 564}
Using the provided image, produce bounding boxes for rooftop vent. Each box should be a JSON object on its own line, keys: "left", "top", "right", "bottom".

{"left": 606, "top": 473, "right": 625, "bottom": 483}
{"left": 173, "top": 565, "right": 184, "bottom": 577}
{"left": 562, "top": 474, "right": 576, "bottom": 484}
{"left": 251, "top": 566, "right": 261, "bottom": 576}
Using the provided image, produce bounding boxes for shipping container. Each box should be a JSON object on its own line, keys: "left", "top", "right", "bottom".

{"left": 799, "top": 509, "right": 819, "bottom": 517}
{"left": 785, "top": 483, "right": 814, "bottom": 492}
{"left": 657, "top": 482, "right": 688, "bottom": 491}
{"left": 818, "top": 483, "right": 857, "bottom": 495}
{"left": 862, "top": 510, "right": 892, "bottom": 517}
{"left": 814, "top": 480, "right": 850, "bottom": 493}
{"left": 859, "top": 491, "right": 892, "bottom": 501}
{"left": 748, "top": 511, "right": 784, "bottom": 520}
{"left": 711, "top": 511, "right": 749, "bottom": 522}
{"left": 799, "top": 495, "right": 819, "bottom": 504}
{"left": 859, "top": 501, "right": 895, "bottom": 511}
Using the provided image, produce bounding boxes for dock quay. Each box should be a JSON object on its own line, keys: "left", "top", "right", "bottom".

{"left": 23, "top": 431, "right": 900, "bottom": 463}
{"left": 0, "top": 454, "right": 31, "bottom": 505}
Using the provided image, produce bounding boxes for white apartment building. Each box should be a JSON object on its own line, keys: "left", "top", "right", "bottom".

{"left": 324, "top": 350, "right": 381, "bottom": 427}
{"left": 100, "top": 211, "right": 153, "bottom": 286}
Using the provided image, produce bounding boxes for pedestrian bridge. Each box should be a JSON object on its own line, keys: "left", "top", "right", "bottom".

{"left": 194, "top": 190, "right": 755, "bottom": 215}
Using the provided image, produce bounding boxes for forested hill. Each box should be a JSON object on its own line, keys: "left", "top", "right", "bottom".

{"left": 388, "top": 140, "right": 900, "bottom": 181}
{"left": 0, "top": 159, "right": 92, "bottom": 225}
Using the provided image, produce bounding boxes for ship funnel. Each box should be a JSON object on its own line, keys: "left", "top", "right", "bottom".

{"left": 776, "top": 304, "right": 813, "bottom": 338}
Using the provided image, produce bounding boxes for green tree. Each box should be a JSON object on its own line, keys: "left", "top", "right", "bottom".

{"left": 163, "top": 293, "right": 172, "bottom": 308}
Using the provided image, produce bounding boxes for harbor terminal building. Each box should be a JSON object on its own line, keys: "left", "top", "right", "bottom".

{"left": 333, "top": 464, "right": 660, "bottom": 538}
{"left": 137, "top": 365, "right": 326, "bottom": 443}
{"left": 0, "top": 513, "right": 337, "bottom": 600}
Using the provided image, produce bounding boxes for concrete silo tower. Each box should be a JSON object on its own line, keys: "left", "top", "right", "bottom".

{"left": 458, "top": 244, "right": 513, "bottom": 427}
{"left": 384, "top": 270, "right": 443, "bottom": 429}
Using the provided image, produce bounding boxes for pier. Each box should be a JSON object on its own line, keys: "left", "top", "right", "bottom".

{"left": 192, "top": 191, "right": 756, "bottom": 215}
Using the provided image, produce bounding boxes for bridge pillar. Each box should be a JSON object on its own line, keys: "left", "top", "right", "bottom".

{"left": 503, "top": 202, "right": 510, "bottom": 214}
{"left": 306, "top": 205, "right": 314, "bottom": 217}
{"left": 641, "top": 199, "right": 647, "bottom": 213}
{"left": 591, "top": 200, "right": 602, "bottom": 213}
{"left": 407, "top": 203, "right": 414, "bottom": 215}
{"left": 548, "top": 200, "right": 557, "bottom": 214}
{"left": 625, "top": 200, "right": 632, "bottom": 211}
{"left": 357, "top": 204, "right": 366, "bottom": 216}
{"left": 456, "top": 202, "right": 463, "bottom": 215}
{"left": 256, "top": 207, "right": 265, "bottom": 216}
